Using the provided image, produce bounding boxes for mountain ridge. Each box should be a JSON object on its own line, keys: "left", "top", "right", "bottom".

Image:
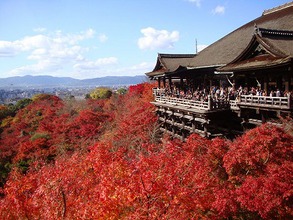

{"left": 0, "top": 75, "right": 148, "bottom": 88}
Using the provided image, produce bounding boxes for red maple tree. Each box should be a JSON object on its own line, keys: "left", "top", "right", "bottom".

{"left": 0, "top": 83, "right": 292, "bottom": 219}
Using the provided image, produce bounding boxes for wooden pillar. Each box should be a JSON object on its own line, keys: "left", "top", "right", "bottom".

{"left": 192, "top": 78, "right": 196, "bottom": 93}
{"left": 277, "top": 75, "right": 282, "bottom": 90}
{"left": 284, "top": 74, "right": 290, "bottom": 92}
{"left": 164, "top": 112, "right": 167, "bottom": 130}
{"left": 180, "top": 77, "right": 184, "bottom": 93}
{"left": 168, "top": 76, "right": 173, "bottom": 92}
{"left": 181, "top": 118, "right": 185, "bottom": 129}
{"left": 263, "top": 75, "right": 268, "bottom": 95}
{"left": 158, "top": 77, "right": 161, "bottom": 88}
{"left": 203, "top": 75, "right": 207, "bottom": 89}
{"left": 171, "top": 114, "right": 175, "bottom": 136}
{"left": 192, "top": 117, "right": 196, "bottom": 133}
{"left": 245, "top": 76, "right": 249, "bottom": 87}
{"left": 163, "top": 77, "right": 166, "bottom": 88}
{"left": 203, "top": 123, "right": 208, "bottom": 137}
{"left": 181, "top": 118, "right": 185, "bottom": 141}
{"left": 261, "top": 111, "right": 266, "bottom": 124}
{"left": 288, "top": 64, "right": 293, "bottom": 91}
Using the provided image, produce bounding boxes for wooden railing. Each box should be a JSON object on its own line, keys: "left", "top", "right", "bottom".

{"left": 239, "top": 95, "right": 291, "bottom": 109}
{"left": 229, "top": 100, "right": 239, "bottom": 110}
{"left": 153, "top": 88, "right": 229, "bottom": 111}
{"left": 153, "top": 88, "right": 292, "bottom": 111}
{"left": 153, "top": 88, "right": 167, "bottom": 96}
{"left": 155, "top": 96, "right": 210, "bottom": 110}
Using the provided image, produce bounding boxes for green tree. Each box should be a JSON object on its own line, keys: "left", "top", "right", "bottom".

{"left": 0, "top": 98, "right": 32, "bottom": 121}
{"left": 89, "top": 87, "right": 112, "bottom": 99}
{"left": 116, "top": 87, "right": 127, "bottom": 95}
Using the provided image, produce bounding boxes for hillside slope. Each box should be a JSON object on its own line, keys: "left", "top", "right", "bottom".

{"left": 0, "top": 82, "right": 292, "bottom": 219}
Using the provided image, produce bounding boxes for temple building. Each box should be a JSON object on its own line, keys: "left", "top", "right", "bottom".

{"left": 145, "top": 2, "right": 293, "bottom": 140}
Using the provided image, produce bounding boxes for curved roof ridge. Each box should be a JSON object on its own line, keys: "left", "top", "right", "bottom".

{"left": 262, "top": 1, "right": 293, "bottom": 15}
{"left": 158, "top": 53, "right": 195, "bottom": 58}
{"left": 256, "top": 34, "right": 288, "bottom": 57}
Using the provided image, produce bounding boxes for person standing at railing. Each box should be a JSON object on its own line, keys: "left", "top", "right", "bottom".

{"left": 284, "top": 90, "right": 291, "bottom": 98}
{"left": 276, "top": 89, "right": 281, "bottom": 97}
{"left": 215, "top": 87, "right": 220, "bottom": 101}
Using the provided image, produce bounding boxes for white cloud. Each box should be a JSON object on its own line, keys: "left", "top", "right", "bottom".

{"left": 112, "top": 62, "right": 154, "bottom": 77}
{"left": 0, "top": 41, "right": 20, "bottom": 56}
{"left": 52, "top": 29, "right": 95, "bottom": 45}
{"left": 0, "top": 28, "right": 106, "bottom": 78}
{"left": 33, "top": 27, "right": 47, "bottom": 33}
{"left": 113, "top": 62, "right": 154, "bottom": 76}
{"left": 73, "top": 57, "right": 118, "bottom": 70}
{"left": 138, "top": 27, "right": 179, "bottom": 50}
{"left": 20, "top": 35, "right": 50, "bottom": 50}
{"left": 128, "top": 62, "right": 155, "bottom": 73}
{"left": 212, "top": 5, "right": 225, "bottom": 15}
{"left": 0, "top": 29, "right": 95, "bottom": 58}
{"left": 27, "top": 48, "right": 47, "bottom": 60}
{"left": 71, "top": 61, "right": 154, "bottom": 79}
{"left": 187, "top": 0, "right": 202, "bottom": 7}
{"left": 0, "top": 28, "right": 152, "bottom": 79}
{"left": 10, "top": 59, "right": 62, "bottom": 76}
{"left": 99, "top": 34, "right": 108, "bottom": 43}
{"left": 84, "top": 28, "right": 95, "bottom": 38}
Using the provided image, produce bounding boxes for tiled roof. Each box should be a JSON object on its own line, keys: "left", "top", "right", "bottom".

{"left": 187, "top": 2, "right": 293, "bottom": 68}
{"left": 145, "top": 53, "right": 195, "bottom": 77}
{"left": 146, "top": 2, "right": 293, "bottom": 77}
{"left": 218, "top": 56, "right": 291, "bottom": 72}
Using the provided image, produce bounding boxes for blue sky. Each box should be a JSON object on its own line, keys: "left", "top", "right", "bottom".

{"left": 0, "top": 0, "right": 291, "bottom": 79}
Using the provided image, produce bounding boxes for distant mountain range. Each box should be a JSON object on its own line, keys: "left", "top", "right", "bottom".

{"left": 0, "top": 75, "right": 149, "bottom": 88}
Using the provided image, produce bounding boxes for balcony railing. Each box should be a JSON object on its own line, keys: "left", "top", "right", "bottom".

{"left": 155, "top": 95, "right": 210, "bottom": 110}
{"left": 238, "top": 95, "right": 291, "bottom": 109}
{"left": 229, "top": 100, "right": 239, "bottom": 110}
{"left": 153, "top": 88, "right": 292, "bottom": 111}
{"left": 153, "top": 88, "right": 229, "bottom": 111}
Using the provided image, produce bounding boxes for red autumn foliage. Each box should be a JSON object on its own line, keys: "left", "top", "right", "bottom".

{"left": 223, "top": 124, "right": 293, "bottom": 219}
{"left": 101, "top": 82, "right": 159, "bottom": 154}
{"left": 0, "top": 83, "right": 292, "bottom": 219}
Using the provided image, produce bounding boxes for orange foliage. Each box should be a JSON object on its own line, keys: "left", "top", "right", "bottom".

{"left": 0, "top": 83, "right": 292, "bottom": 219}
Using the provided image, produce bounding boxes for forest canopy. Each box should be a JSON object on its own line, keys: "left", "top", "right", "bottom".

{"left": 0, "top": 83, "right": 292, "bottom": 219}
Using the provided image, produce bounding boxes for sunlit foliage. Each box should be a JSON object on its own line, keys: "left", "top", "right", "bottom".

{"left": 0, "top": 83, "right": 292, "bottom": 219}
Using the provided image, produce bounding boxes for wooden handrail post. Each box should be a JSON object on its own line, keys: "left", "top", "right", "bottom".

{"left": 208, "top": 95, "right": 212, "bottom": 110}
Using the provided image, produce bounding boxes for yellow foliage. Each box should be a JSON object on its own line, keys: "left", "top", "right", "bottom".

{"left": 1, "top": 116, "right": 13, "bottom": 128}
{"left": 89, "top": 87, "right": 112, "bottom": 99}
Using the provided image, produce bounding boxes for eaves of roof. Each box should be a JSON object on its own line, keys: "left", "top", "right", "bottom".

{"left": 218, "top": 56, "right": 292, "bottom": 72}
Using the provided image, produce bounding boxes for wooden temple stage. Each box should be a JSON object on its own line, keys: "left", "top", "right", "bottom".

{"left": 152, "top": 88, "right": 292, "bottom": 140}
{"left": 146, "top": 3, "right": 293, "bottom": 140}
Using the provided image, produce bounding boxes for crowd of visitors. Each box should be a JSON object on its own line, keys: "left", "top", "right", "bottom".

{"left": 157, "top": 85, "right": 292, "bottom": 103}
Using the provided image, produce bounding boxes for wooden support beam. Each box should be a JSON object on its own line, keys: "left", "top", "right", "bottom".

{"left": 203, "top": 124, "right": 208, "bottom": 137}
{"left": 163, "top": 77, "right": 166, "bottom": 88}
{"left": 174, "top": 112, "right": 183, "bottom": 117}
{"left": 166, "top": 110, "right": 173, "bottom": 115}
{"left": 192, "top": 121, "right": 196, "bottom": 133}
